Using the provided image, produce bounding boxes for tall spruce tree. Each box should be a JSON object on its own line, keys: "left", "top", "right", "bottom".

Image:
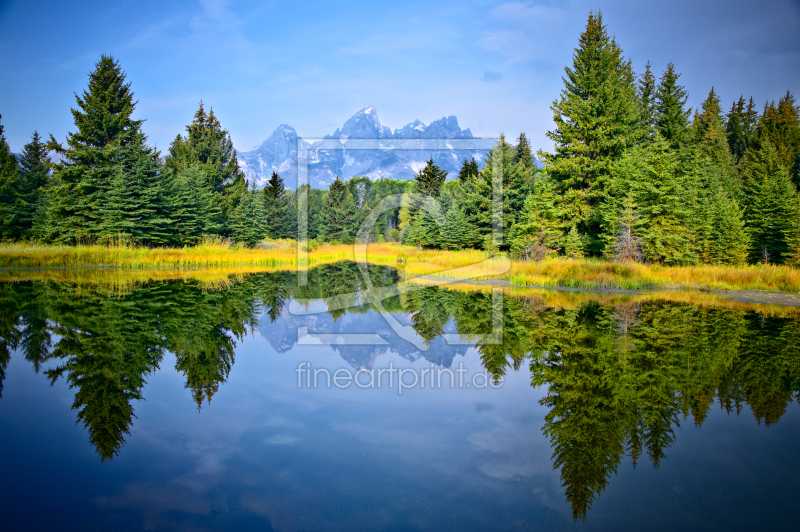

{"left": 603, "top": 135, "right": 695, "bottom": 264}
{"left": 165, "top": 102, "right": 247, "bottom": 234}
{"left": 263, "top": 171, "right": 293, "bottom": 239}
{"left": 754, "top": 92, "right": 800, "bottom": 187}
{"left": 46, "top": 55, "right": 144, "bottom": 243}
{"left": 538, "top": 12, "right": 639, "bottom": 250}
{"left": 726, "top": 96, "right": 755, "bottom": 164}
{"left": 515, "top": 133, "right": 533, "bottom": 166}
{"left": 166, "top": 162, "right": 219, "bottom": 245}
{"left": 15, "top": 131, "right": 51, "bottom": 238}
{"left": 510, "top": 175, "right": 564, "bottom": 260}
{"left": 414, "top": 158, "right": 447, "bottom": 197}
{"left": 638, "top": 61, "right": 657, "bottom": 138}
{"left": 458, "top": 157, "right": 479, "bottom": 182}
{"left": 98, "top": 141, "right": 170, "bottom": 245}
{"left": 0, "top": 115, "right": 21, "bottom": 240}
{"left": 741, "top": 139, "right": 799, "bottom": 263}
{"left": 654, "top": 63, "right": 691, "bottom": 149}
{"left": 229, "top": 185, "right": 266, "bottom": 247}
{"left": 322, "top": 177, "right": 356, "bottom": 243}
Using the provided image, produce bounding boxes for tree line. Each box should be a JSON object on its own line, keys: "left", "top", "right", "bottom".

{"left": 1, "top": 12, "right": 799, "bottom": 266}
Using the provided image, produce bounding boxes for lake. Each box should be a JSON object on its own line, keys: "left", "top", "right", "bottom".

{"left": 1, "top": 262, "right": 798, "bottom": 530}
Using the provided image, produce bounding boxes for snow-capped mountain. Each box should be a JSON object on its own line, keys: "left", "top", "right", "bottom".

{"left": 237, "top": 106, "right": 493, "bottom": 189}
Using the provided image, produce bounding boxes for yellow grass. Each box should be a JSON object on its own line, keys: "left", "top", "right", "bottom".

{"left": 1, "top": 241, "right": 799, "bottom": 292}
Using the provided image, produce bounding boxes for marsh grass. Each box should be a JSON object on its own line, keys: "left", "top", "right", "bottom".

{"left": 1, "top": 241, "right": 799, "bottom": 292}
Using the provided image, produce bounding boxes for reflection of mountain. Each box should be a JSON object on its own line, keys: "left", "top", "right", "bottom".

{"left": 256, "top": 299, "right": 470, "bottom": 369}
{"left": 1, "top": 263, "right": 799, "bottom": 521}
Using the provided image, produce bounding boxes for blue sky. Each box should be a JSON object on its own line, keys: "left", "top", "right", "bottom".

{"left": 1, "top": 0, "right": 798, "bottom": 154}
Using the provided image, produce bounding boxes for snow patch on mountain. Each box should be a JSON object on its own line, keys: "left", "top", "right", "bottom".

{"left": 237, "top": 106, "right": 492, "bottom": 189}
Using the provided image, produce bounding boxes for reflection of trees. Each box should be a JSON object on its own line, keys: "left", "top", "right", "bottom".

{"left": 1, "top": 268, "right": 799, "bottom": 493}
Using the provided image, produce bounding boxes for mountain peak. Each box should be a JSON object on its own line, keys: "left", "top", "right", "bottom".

{"left": 238, "top": 107, "right": 488, "bottom": 189}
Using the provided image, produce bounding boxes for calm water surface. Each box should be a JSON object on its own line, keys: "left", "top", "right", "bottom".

{"left": 1, "top": 262, "right": 798, "bottom": 531}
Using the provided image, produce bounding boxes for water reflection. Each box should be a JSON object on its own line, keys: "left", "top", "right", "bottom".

{"left": 0, "top": 262, "right": 799, "bottom": 520}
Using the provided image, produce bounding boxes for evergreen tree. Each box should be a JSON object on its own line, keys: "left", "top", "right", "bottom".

{"left": 603, "top": 136, "right": 696, "bottom": 264}
{"left": 514, "top": 133, "right": 533, "bottom": 166}
{"left": 404, "top": 208, "right": 442, "bottom": 249}
{"left": 165, "top": 102, "right": 247, "bottom": 234}
{"left": 98, "top": 140, "right": 170, "bottom": 245}
{"left": 263, "top": 171, "right": 293, "bottom": 239}
{"left": 15, "top": 131, "right": 51, "bottom": 238}
{"left": 638, "top": 61, "right": 657, "bottom": 138}
{"left": 46, "top": 55, "right": 144, "bottom": 243}
{"left": 229, "top": 185, "right": 266, "bottom": 247}
{"left": 562, "top": 225, "right": 586, "bottom": 259}
{"left": 167, "top": 163, "right": 219, "bottom": 245}
{"left": 709, "top": 191, "right": 750, "bottom": 265}
{"left": 458, "top": 157, "right": 479, "bottom": 182}
{"left": 510, "top": 175, "right": 563, "bottom": 260}
{"left": 726, "top": 96, "right": 753, "bottom": 164}
{"left": 414, "top": 158, "right": 447, "bottom": 197}
{"left": 654, "top": 63, "right": 691, "bottom": 149}
{"left": 440, "top": 203, "right": 470, "bottom": 250}
{"left": 538, "top": 12, "right": 639, "bottom": 249}
{"left": 0, "top": 115, "right": 21, "bottom": 240}
{"left": 741, "top": 139, "right": 800, "bottom": 263}
{"left": 322, "top": 177, "right": 356, "bottom": 243}
{"left": 754, "top": 92, "right": 800, "bottom": 187}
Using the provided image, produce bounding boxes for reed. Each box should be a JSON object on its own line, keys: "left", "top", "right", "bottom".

{"left": 1, "top": 242, "right": 799, "bottom": 292}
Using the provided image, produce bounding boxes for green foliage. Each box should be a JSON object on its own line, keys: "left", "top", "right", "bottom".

{"left": 14, "top": 131, "right": 51, "bottom": 238}
{"left": 741, "top": 139, "right": 800, "bottom": 263}
{"left": 726, "top": 96, "right": 759, "bottom": 164}
{"left": 45, "top": 55, "right": 145, "bottom": 243}
{"left": 654, "top": 63, "right": 691, "bottom": 149}
{"left": 538, "top": 12, "right": 639, "bottom": 248}
{"left": 510, "top": 175, "right": 563, "bottom": 260}
{"left": 322, "top": 177, "right": 356, "bottom": 243}
{"left": 167, "top": 163, "right": 220, "bottom": 245}
{"left": 164, "top": 101, "right": 247, "bottom": 234}
{"left": 561, "top": 225, "right": 586, "bottom": 259}
{"left": 229, "top": 185, "right": 267, "bottom": 247}
{"left": 440, "top": 203, "right": 472, "bottom": 250}
{"left": 457, "top": 157, "right": 479, "bottom": 182}
{"left": 603, "top": 136, "right": 696, "bottom": 264}
{"left": 263, "top": 171, "right": 294, "bottom": 239}
{"left": 0, "top": 115, "right": 21, "bottom": 240}
{"left": 414, "top": 157, "right": 447, "bottom": 197}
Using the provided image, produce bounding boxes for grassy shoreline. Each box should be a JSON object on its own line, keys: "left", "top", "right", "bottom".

{"left": 1, "top": 241, "right": 799, "bottom": 292}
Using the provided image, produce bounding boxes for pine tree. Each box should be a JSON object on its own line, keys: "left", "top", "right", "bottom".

{"left": 710, "top": 191, "right": 750, "bottom": 265}
{"left": 229, "top": 185, "right": 266, "bottom": 247}
{"left": 754, "top": 92, "right": 800, "bottom": 187}
{"left": 741, "top": 139, "right": 800, "bottom": 263}
{"left": 638, "top": 61, "right": 657, "bottom": 138}
{"left": 414, "top": 158, "right": 447, "bottom": 197}
{"left": 515, "top": 133, "right": 533, "bottom": 166}
{"left": 603, "top": 135, "right": 695, "bottom": 264}
{"left": 15, "top": 131, "right": 51, "bottom": 238}
{"left": 167, "top": 163, "right": 219, "bottom": 245}
{"left": 322, "top": 177, "right": 356, "bottom": 243}
{"left": 562, "top": 225, "right": 586, "bottom": 259}
{"left": 404, "top": 209, "right": 442, "bottom": 249}
{"left": 510, "top": 175, "right": 563, "bottom": 260}
{"left": 263, "top": 171, "right": 293, "bottom": 239}
{"left": 440, "top": 203, "right": 470, "bottom": 250}
{"left": 654, "top": 63, "right": 691, "bottom": 149}
{"left": 458, "top": 157, "right": 479, "bottom": 182}
{"left": 98, "top": 141, "right": 170, "bottom": 245}
{"left": 165, "top": 102, "right": 247, "bottom": 235}
{"left": 46, "top": 55, "right": 144, "bottom": 243}
{"left": 538, "top": 12, "right": 639, "bottom": 249}
{"left": 0, "top": 115, "right": 21, "bottom": 240}
{"left": 726, "top": 96, "right": 751, "bottom": 164}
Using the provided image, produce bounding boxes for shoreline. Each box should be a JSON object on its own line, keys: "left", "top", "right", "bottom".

{"left": 1, "top": 241, "right": 799, "bottom": 294}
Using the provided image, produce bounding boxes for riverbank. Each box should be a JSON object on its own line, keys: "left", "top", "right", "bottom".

{"left": 1, "top": 241, "right": 799, "bottom": 292}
